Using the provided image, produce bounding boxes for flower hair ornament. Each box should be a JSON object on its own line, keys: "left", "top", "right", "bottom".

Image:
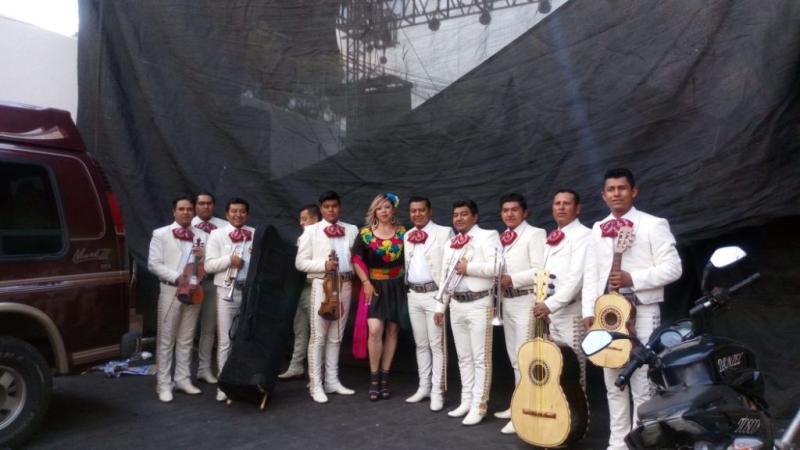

{"left": 385, "top": 192, "right": 399, "bottom": 208}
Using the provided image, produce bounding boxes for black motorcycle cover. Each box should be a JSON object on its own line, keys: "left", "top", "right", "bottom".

{"left": 217, "top": 224, "right": 304, "bottom": 407}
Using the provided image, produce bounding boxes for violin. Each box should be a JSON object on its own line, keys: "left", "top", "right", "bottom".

{"left": 177, "top": 238, "right": 205, "bottom": 305}
{"left": 318, "top": 250, "right": 342, "bottom": 320}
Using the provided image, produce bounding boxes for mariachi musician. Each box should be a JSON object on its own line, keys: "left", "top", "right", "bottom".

{"left": 204, "top": 197, "right": 256, "bottom": 402}
{"left": 295, "top": 191, "right": 358, "bottom": 404}
{"left": 191, "top": 191, "right": 228, "bottom": 385}
{"left": 147, "top": 195, "right": 206, "bottom": 403}
{"left": 494, "top": 193, "right": 546, "bottom": 435}
{"left": 582, "top": 168, "right": 682, "bottom": 450}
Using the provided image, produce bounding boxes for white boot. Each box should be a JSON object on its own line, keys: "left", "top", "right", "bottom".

{"left": 278, "top": 365, "right": 305, "bottom": 379}
{"left": 494, "top": 407, "right": 511, "bottom": 419}
{"left": 405, "top": 388, "right": 431, "bottom": 403}
{"left": 429, "top": 394, "right": 444, "bottom": 412}
{"left": 500, "top": 420, "right": 516, "bottom": 434}
{"left": 462, "top": 408, "right": 485, "bottom": 426}
{"left": 447, "top": 402, "right": 471, "bottom": 418}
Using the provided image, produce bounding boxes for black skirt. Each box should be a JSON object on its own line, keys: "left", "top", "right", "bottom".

{"left": 367, "top": 277, "right": 408, "bottom": 325}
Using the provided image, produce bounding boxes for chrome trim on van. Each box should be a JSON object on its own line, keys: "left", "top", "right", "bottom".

{"left": 0, "top": 270, "right": 129, "bottom": 296}
{"left": 71, "top": 344, "right": 121, "bottom": 366}
{"left": 0, "top": 303, "right": 69, "bottom": 373}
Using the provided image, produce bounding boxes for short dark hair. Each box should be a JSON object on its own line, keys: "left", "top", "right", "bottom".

{"left": 452, "top": 199, "right": 478, "bottom": 215}
{"left": 318, "top": 190, "right": 341, "bottom": 205}
{"left": 499, "top": 193, "right": 527, "bottom": 211}
{"left": 172, "top": 195, "right": 195, "bottom": 209}
{"left": 196, "top": 191, "right": 215, "bottom": 203}
{"left": 300, "top": 204, "right": 321, "bottom": 220}
{"left": 554, "top": 189, "right": 581, "bottom": 205}
{"left": 604, "top": 168, "right": 636, "bottom": 188}
{"left": 408, "top": 196, "right": 432, "bottom": 209}
{"left": 226, "top": 197, "right": 250, "bottom": 212}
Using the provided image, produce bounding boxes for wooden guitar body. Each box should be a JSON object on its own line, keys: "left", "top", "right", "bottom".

{"left": 510, "top": 270, "right": 589, "bottom": 448}
{"left": 588, "top": 291, "right": 634, "bottom": 368}
{"left": 511, "top": 338, "right": 589, "bottom": 448}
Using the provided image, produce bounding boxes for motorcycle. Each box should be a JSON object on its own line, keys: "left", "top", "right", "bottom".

{"left": 582, "top": 246, "right": 777, "bottom": 450}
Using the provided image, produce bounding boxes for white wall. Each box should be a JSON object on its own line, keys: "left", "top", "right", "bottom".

{"left": 0, "top": 15, "right": 78, "bottom": 120}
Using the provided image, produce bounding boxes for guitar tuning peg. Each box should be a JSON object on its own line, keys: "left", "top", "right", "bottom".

{"left": 547, "top": 283, "right": 555, "bottom": 289}
{"left": 549, "top": 274, "right": 556, "bottom": 279}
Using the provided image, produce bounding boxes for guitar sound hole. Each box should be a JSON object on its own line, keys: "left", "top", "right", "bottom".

{"left": 529, "top": 361, "right": 550, "bottom": 386}
{"left": 602, "top": 308, "right": 622, "bottom": 329}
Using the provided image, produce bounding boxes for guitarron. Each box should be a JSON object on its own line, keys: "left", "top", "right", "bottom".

{"left": 511, "top": 271, "right": 589, "bottom": 448}
{"left": 588, "top": 225, "right": 635, "bottom": 368}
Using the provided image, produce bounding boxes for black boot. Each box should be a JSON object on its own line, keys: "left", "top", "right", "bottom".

{"left": 369, "top": 371, "right": 380, "bottom": 401}
{"left": 380, "top": 370, "right": 391, "bottom": 400}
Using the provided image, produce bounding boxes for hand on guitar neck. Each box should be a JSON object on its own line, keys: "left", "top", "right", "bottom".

{"left": 607, "top": 269, "right": 633, "bottom": 292}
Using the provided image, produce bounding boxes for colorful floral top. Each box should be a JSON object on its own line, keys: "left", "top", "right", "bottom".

{"left": 351, "top": 226, "right": 406, "bottom": 280}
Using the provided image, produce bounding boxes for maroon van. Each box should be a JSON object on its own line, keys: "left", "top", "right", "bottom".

{"left": 0, "top": 102, "right": 131, "bottom": 448}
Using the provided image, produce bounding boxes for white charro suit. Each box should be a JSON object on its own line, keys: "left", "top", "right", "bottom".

{"left": 543, "top": 219, "right": 590, "bottom": 388}
{"left": 147, "top": 222, "right": 207, "bottom": 393}
{"left": 204, "top": 223, "right": 256, "bottom": 379}
{"left": 582, "top": 206, "right": 682, "bottom": 450}
{"left": 404, "top": 221, "right": 452, "bottom": 400}
{"left": 436, "top": 226, "right": 502, "bottom": 416}
{"left": 295, "top": 219, "right": 358, "bottom": 396}
{"left": 191, "top": 215, "right": 228, "bottom": 378}
{"left": 499, "top": 221, "right": 546, "bottom": 387}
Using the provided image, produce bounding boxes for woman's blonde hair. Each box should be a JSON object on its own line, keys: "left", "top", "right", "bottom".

{"left": 365, "top": 193, "right": 398, "bottom": 228}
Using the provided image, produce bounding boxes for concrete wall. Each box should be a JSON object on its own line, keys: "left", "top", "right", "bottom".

{"left": 0, "top": 16, "right": 78, "bottom": 120}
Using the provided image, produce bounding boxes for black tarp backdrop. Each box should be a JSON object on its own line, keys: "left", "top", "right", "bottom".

{"left": 77, "top": 0, "right": 800, "bottom": 415}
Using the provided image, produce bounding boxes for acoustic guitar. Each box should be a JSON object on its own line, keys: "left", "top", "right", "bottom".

{"left": 511, "top": 271, "right": 589, "bottom": 448}
{"left": 588, "top": 225, "right": 635, "bottom": 368}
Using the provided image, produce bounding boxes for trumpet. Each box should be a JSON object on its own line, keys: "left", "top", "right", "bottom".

{"left": 434, "top": 247, "right": 467, "bottom": 304}
{"left": 221, "top": 243, "right": 244, "bottom": 302}
{"left": 492, "top": 248, "right": 506, "bottom": 326}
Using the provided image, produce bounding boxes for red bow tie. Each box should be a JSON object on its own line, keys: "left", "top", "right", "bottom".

{"left": 324, "top": 223, "right": 345, "bottom": 238}
{"left": 546, "top": 229, "right": 565, "bottom": 246}
{"left": 600, "top": 218, "right": 634, "bottom": 238}
{"left": 195, "top": 220, "right": 217, "bottom": 233}
{"left": 229, "top": 227, "right": 252, "bottom": 242}
{"left": 407, "top": 228, "right": 428, "bottom": 244}
{"left": 500, "top": 229, "right": 517, "bottom": 247}
{"left": 172, "top": 227, "right": 194, "bottom": 242}
{"left": 450, "top": 233, "right": 471, "bottom": 249}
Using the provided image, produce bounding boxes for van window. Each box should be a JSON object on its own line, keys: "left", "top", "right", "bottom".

{"left": 0, "top": 161, "right": 65, "bottom": 256}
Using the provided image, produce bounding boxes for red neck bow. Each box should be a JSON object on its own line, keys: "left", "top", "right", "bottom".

{"left": 450, "top": 233, "right": 471, "bottom": 249}
{"left": 323, "top": 222, "right": 345, "bottom": 238}
{"left": 172, "top": 227, "right": 194, "bottom": 242}
{"left": 229, "top": 227, "right": 252, "bottom": 242}
{"left": 407, "top": 228, "right": 428, "bottom": 244}
{"left": 195, "top": 220, "right": 217, "bottom": 233}
{"left": 500, "top": 228, "right": 518, "bottom": 247}
{"left": 546, "top": 229, "right": 565, "bottom": 246}
{"left": 600, "top": 218, "right": 634, "bottom": 238}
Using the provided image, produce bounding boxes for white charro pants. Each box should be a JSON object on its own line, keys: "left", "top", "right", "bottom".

{"left": 307, "top": 278, "right": 352, "bottom": 392}
{"left": 156, "top": 284, "right": 201, "bottom": 391}
{"left": 287, "top": 283, "right": 311, "bottom": 369}
{"left": 548, "top": 300, "right": 586, "bottom": 390}
{"left": 450, "top": 295, "right": 493, "bottom": 413}
{"left": 604, "top": 303, "right": 660, "bottom": 450}
{"left": 500, "top": 293, "right": 534, "bottom": 386}
{"left": 216, "top": 286, "right": 242, "bottom": 376}
{"left": 196, "top": 278, "right": 217, "bottom": 375}
{"left": 408, "top": 289, "right": 446, "bottom": 396}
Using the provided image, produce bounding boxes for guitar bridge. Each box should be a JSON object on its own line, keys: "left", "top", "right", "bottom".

{"left": 522, "top": 409, "right": 557, "bottom": 419}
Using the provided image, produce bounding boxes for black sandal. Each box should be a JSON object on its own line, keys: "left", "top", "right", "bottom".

{"left": 380, "top": 370, "right": 391, "bottom": 400}
{"left": 369, "top": 371, "right": 380, "bottom": 401}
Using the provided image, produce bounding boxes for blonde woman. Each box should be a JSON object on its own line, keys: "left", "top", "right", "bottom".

{"left": 352, "top": 193, "right": 406, "bottom": 401}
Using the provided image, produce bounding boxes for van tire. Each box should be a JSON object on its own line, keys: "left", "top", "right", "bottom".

{"left": 0, "top": 336, "right": 52, "bottom": 449}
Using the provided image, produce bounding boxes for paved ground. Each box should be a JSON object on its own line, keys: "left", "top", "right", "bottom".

{"left": 25, "top": 331, "right": 614, "bottom": 450}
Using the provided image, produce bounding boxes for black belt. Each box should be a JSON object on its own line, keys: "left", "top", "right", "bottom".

{"left": 451, "top": 290, "right": 491, "bottom": 302}
{"left": 503, "top": 287, "right": 535, "bottom": 298}
{"left": 339, "top": 272, "right": 354, "bottom": 282}
{"left": 620, "top": 291, "right": 642, "bottom": 306}
{"left": 408, "top": 281, "right": 438, "bottom": 293}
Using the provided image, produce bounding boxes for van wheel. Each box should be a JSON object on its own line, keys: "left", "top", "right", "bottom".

{"left": 0, "top": 336, "right": 52, "bottom": 449}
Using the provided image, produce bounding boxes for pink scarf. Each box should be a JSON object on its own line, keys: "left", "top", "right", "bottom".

{"left": 351, "top": 254, "right": 369, "bottom": 360}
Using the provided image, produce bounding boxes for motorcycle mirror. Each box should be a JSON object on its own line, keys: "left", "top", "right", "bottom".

{"left": 581, "top": 330, "right": 613, "bottom": 356}
{"left": 709, "top": 246, "right": 747, "bottom": 268}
